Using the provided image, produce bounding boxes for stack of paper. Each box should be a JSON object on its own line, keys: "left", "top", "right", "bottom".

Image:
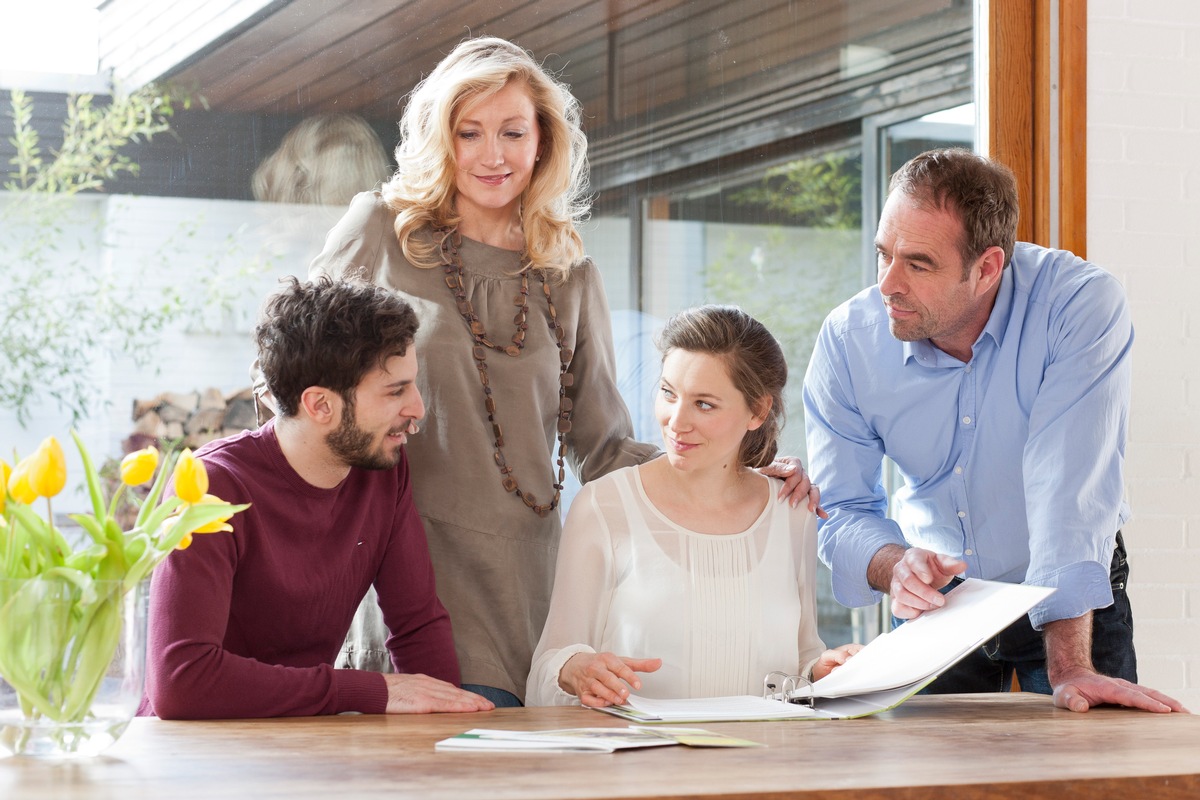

{"left": 599, "top": 694, "right": 826, "bottom": 723}
{"left": 435, "top": 726, "right": 761, "bottom": 753}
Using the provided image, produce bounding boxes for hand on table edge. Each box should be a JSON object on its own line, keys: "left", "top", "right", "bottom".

{"left": 1044, "top": 615, "right": 1188, "bottom": 714}
{"left": 384, "top": 673, "right": 495, "bottom": 713}
{"left": 1050, "top": 668, "right": 1188, "bottom": 714}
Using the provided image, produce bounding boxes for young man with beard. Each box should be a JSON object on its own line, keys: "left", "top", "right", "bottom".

{"left": 141, "top": 277, "right": 493, "bottom": 719}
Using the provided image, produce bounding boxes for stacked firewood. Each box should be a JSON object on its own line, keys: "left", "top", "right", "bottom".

{"left": 125, "top": 387, "right": 258, "bottom": 454}
{"left": 104, "top": 387, "right": 257, "bottom": 527}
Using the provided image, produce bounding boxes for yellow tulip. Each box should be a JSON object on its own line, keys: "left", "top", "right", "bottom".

{"left": 7, "top": 458, "right": 37, "bottom": 505}
{"left": 172, "top": 448, "right": 209, "bottom": 504}
{"left": 27, "top": 436, "right": 67, "bottom": 499}
{"left": 173, "top": 494, "right": 235, "bottom": 551}
{"left": 159, "top": 492, "right": 238, "bottom": 551}
{"left": 120, "top": 446, "right": 159, "bottom": 486}
{"left": 190, "top": 494, "right": 236, "bottom": 535}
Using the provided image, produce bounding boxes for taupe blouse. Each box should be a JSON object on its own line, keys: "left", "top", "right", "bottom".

{"left": 311, "top": 192, "right": 657, "bottom": 699}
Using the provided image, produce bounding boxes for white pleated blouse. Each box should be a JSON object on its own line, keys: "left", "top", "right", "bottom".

{"left": 526, "top": 463, "right": 825, "bottom": 706}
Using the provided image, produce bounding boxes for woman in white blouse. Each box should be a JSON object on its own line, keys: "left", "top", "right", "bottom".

{"left": 527, "top": 305, "right": 860, "bottom": 707}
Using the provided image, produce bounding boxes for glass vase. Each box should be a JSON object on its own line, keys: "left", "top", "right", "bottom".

{"left": 0, "top": 578, "right": 148, "bottom": 759}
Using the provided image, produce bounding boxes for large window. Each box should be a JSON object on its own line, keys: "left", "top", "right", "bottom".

{"left": 576, "top": 2, "right": 976, "bottom": 644}
{"left": 2, "top": 0, "right": 978, "bottom": 647}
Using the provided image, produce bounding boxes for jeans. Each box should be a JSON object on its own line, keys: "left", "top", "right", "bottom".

{"left": 905, "top": 531, "right": 1137, "bottom": 695}
{"left": 463, "top": 684, "right": 523, "bottom": 708}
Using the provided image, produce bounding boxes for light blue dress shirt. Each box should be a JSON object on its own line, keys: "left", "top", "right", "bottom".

{"left": 803, "top": 242, "right": 1132, "bottom": 629}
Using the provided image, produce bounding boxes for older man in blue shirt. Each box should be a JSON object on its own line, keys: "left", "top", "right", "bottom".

{"left": 804, "top": 148, "right": 1183, "bottom": 713}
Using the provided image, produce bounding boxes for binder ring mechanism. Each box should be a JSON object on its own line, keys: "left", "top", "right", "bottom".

{"left": 763, "top": 671, "right": 814, "bottom": 707}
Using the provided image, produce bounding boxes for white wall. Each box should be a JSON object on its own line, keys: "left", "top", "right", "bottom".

{"left": 0, "top": 195, "right": 324, "bottom": 511}
{"left": 1089, "top": 0, "right": 1200, "bottom": 711}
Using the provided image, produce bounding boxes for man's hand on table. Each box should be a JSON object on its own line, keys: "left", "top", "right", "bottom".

{"left": 1045, "top": 615, "right": 1188, "bottom": 714}
{"left": 384, "top": 673, "right": 495, "bottom": 713}
{"left": 1051, "top": 668, "right": 1187, "bottom": 714}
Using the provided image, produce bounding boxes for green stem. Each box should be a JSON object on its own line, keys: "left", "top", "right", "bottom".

{"left": 61, "top": 595, "right": 122, "bottom": 721}
{"left": 106, "top": 484, "right": 126, "bottom": 521}
{"left": 0, "top": 585, "right": 66, "bottom": 719}
{"left": 0, "top": 578, "right": 124, "bottom": 724}
{"left": 45, "top": 497, "right": 53, "bottom": 554}
{"left": 4, "top": 509, "right": 29, "bottom": 578}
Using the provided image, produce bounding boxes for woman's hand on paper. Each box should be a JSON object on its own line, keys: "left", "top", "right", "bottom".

{"left": 812, "top": 643, "right": 864, "bottom": 681}
{"left": 559, "top": 652, "right": 663, "bottom": 707}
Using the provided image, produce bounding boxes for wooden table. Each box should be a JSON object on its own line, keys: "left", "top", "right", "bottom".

{"left": 2, "top": 694, "right": 1197, "bottom": 799}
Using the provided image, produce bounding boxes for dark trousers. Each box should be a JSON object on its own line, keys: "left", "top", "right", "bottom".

{"left": 913, "top": 531, "right": 1137, "bottom": 695}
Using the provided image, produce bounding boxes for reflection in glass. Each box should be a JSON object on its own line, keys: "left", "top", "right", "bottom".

{"left": 2, "top": 0, "right": 977, "bottom": 651}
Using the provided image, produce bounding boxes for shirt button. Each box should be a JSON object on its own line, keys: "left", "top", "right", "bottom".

{"left": 954, "top": 466, "right": 963, "bottom": 475}
{"left": 966, "top": 365, "right": 973, "bottom": 374}
{"left": 962, "top": 416, "right": 972, "bottom": 425}
{"left": 957, "top": 511, "right": 967, "bottom": 518}
{"left": 964, "top": 548, "right": 974, "bottom": 556}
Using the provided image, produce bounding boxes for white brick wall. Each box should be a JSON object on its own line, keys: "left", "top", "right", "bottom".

{"left": 1090, "top": 0, "right": 1200, "bottom": 711}
{"left": 0, "top": 195, "right": 323, "bottom": 511}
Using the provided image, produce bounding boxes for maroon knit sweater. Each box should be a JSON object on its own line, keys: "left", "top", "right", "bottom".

{"left": 140, "top": 420, "right": 460, "bottom": 719}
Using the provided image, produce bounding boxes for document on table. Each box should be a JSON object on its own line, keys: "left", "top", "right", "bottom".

{"left": 434, "top": 726, "right": 762, "bottom": 753}
{"left": 600, "top": 694, "right": 828, "bottom": 723}
{"left": 597, "top": 578, "right": 1054, "bottom": 723}
{"left": 599, "top": 683, "right": 928, "bottom": 723}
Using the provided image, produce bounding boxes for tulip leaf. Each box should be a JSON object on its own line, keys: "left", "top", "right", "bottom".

{"left": 153, "top": 502, "right": 249, "bottom": 552}
{"left": 69, "top": 429, "right": 106, "bottom": 521}
{"left": 139, "top": 495, "right": 184, "bottom": 538}
{"left": 70, "top": 513, "right": 109, "bottom": 547}
{"left": 136, "top": 448, "right": 178, "bottom": 530}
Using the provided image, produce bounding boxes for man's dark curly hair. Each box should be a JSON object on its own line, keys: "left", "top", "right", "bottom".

{"left": 255, "top": 275, "right": 419, "bottom": 417}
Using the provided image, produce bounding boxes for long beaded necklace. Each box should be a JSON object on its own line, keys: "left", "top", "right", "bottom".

{"left": 438, "top": 228, "right": 574, "bottom": 518}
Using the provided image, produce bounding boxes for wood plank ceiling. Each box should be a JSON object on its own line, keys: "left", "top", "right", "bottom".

{"left": 152, "top": 0, "right": 957, "bottom": 130}
{"left": 161, "top": 0, "right": 687, "bottom": 122}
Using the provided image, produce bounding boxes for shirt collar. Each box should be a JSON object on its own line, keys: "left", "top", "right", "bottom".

{"left": 899, "top": 265, "right": 1015, "bottom": 366}
{"left": 982, "top": 265, "right": 1014, "bottom": 348}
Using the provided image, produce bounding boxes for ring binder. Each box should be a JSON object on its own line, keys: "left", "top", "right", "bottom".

{"left": 763, "top": 671, "right": 814, "bottom": 707}
{"left": 596, "top": 579, "right": 1056, "bottom": 724}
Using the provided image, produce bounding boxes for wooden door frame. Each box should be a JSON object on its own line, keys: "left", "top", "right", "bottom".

{"left": 986, "top": 0, "right": 1087, "bottom": 256}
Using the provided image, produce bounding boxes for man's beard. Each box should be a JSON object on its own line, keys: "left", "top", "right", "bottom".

{"left": 325, "top": 402, "right": 404, "bottom": 471}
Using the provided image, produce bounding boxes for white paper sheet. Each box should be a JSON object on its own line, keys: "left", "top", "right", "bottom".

{"left": 795, "top": 578, "right": 1055, "bottom": 698}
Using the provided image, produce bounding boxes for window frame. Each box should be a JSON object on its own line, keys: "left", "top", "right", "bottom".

{"left": 986, "top": 0, "right": 1086, "bottom": 256}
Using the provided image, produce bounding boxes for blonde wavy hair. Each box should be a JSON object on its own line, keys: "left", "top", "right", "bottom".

{"left": 253, "top": 114, "right": 390, "bottom": 206}
{"left": 381, "top": 37, "right": 589, "bottom": 277}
